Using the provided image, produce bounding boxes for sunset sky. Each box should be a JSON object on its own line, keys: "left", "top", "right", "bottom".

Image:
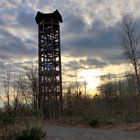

{"left": 0, "top": 0, "right": 140, "bottom": 92}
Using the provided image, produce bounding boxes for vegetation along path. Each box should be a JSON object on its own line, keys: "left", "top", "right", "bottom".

{"left": 46, "top": 126, "right": 140, "bottom": 140}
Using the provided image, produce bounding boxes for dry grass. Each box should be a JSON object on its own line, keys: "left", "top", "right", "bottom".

{"left": 44, "top": 118, "right": 140, "bottom": 132}
{"left": 0, "top": 116, "right": 44, "bottom": 140}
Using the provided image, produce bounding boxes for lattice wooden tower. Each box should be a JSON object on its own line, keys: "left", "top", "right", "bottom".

{"left": 35, "top": 10, "right": 63, "bottom": 118}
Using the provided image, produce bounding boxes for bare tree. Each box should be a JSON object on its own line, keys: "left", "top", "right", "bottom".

{"left": 12, "top": 79, "right": 21, "bottom": 117}
{"left": 121, "top": 14, "right": 140, "bottom": 94}
{"left": 15, "top": 75, "right": 30, "bottom": 110}
{"left": 24, "top": 65, "right": 39, "bottom": 110}
{"left": 1, "top": 70, "right": 12, "bottom": 117}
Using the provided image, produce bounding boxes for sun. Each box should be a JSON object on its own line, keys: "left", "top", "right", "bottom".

{"left": 78, "top": 69, "right": 102, "bottom": 92}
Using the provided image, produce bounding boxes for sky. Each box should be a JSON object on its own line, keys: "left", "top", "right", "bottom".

{"left": 0, "top": 0, "right": 140, "bottom": 92}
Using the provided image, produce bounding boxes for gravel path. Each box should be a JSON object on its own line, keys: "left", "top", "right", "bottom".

{"left": 46, "top": 126, "right": 140, "bottom": 140}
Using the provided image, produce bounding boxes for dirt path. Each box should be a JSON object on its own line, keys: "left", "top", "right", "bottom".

{"left": 46, "top": 126, "right": 140, "bottom": 140}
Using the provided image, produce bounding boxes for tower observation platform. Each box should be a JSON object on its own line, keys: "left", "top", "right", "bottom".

{"left": 35, "top": 10, "right": 63, "bottom": 119}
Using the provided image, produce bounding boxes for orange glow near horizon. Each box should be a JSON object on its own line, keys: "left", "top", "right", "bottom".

{"left": 78, "top": 69, "right": 103, "bottom": 93}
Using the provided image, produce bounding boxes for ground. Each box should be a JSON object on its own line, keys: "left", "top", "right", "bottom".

{"left": 45, "top": 125, "right": 140, "bottom": 140}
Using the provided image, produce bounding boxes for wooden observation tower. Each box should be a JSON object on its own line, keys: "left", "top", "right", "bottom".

{"left": 35, "top": 10, "right": 63, "bottom": 118}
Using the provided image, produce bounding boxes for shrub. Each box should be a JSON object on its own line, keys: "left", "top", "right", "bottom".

{"left": 0, "top": 112, "right": 16, "bottom": 126}
{"left": 31, "top": 109, "right": 42, "bottom": 118}
{"left": 0, "top": 111, "right": 17, "bottom": 140}
{"left": 16, "top": 126, "right": 46, "bottom": 140}
{"left": 88, "top": 116, "right": 115, "bottom": 128}
{"left": 89, "top": 117, "right": 102, "bottom": 128}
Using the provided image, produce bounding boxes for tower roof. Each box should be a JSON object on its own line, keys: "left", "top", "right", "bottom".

{"left": 35, "top": 10, "right": 63, "bottom": 24}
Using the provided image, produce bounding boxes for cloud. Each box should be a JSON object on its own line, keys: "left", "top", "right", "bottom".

{"left": 62, "top": 20, "right": 122, "bottom": 64}
{"left": 0, "top": 60, "right": 7, "bottom": 70}
{"left": 65, "top": 61, "right": 78, "bottom": 68}
{"left": 64, "top": 57, "right": 107, "bottom": 70}
{"left": 0, "top": 0, "right": 140, "bottom": 74}
{"left": 63, "top": 13, "right": 85, "bottom": 36}
{"left": 16, "top": 11, "right": 36, "bottom": 31}
{"left": 79, "top": 58, "right": 107, "bottom": 68}
{"left": 0, "top": 29, "right": 37, "bottom": 62}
